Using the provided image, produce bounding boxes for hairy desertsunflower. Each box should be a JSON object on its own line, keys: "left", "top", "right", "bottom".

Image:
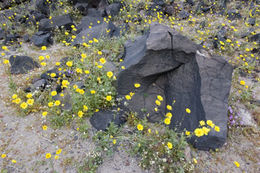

{"left": 106, "top": 95, "right": 112, "bottom": 101}
{"left": 194, "top": 128, "right": 204, "bottom": 137}
{"left": 164, "top": 118, "right": 171, "bottom": 125}
{"left": 134, "top": 83, "right": 141, "bottom": 88}
{"left": 107, "top": 71, "right": 113, "bottom": 78}
{"left": 66, "top": 61, "right": 73, "bottom": 67}
{"left": 167, "top": 142, "right": 173, "bottom": 149}
{"left": 166, "top": 105, "right": 172, "bottom": 110}
{"left": 45, "top": 153, "right": 51, "bottom": 159}
{"left": 20, "top": 102, "right": 28, "bottom": 109}
{"left": 78, "top": 111, "right": 84, "bottom": 118}
{"left": 186, "top": 108, "right": 191, "bottom": 114}
{"left": 137, "top": 124, "right": 143, "bottom": 131}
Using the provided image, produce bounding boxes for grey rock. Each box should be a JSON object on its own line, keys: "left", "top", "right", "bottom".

{"left": 27, "top": 79, "right": 47, "bottom": 92}
{"left": 90, "top": 109, "right": 127, "bottom": 131}
{"left": 227, "top": 9, "right": 242, "bottom": 20}
{"left": 35, "top": 0, "right": 50, "bottom": 16}
{"left": 31, "top": 31, "right": 53, "bottom": 47}
{"left": 75, "top": 3, "right": 89, "bottom": 15}
{"left": 105, "top": 3, "right": 121, "bottom": 17}
{"left": 9, "top": 55, "right": 39, "bottom": 74}
{"left": 72, "top": 22, "right": 117, "bottom": 46}
{"left": 39, "top": 15, "right": 73, "bottom": 31}
{"left": 117, "top": 23, "right": 233, "bottom": 150}
{"left": 0, "top": 28, "right": 5, "bottom": 40}
{"left": 77, "top": 16, "right": 104, "bottom": 33}
{"left": 179, "top": 10, "right": 190, "bottom": 20}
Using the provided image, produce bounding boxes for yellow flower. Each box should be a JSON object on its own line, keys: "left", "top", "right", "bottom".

{"left": 148, "top": 128, "right": 151, "bottom": 133}
{"left": 137, "top": 124, "right": 143, "bottom": 131}
{"left": 51, "top": 91, "right": 57, "bottom": 96}
{"left": 3, "top": 59, "right": 9, "bottom": 64}
{"left": 14, "top": 98, "right": 21, "bottom": 104}
{"left": 85, "top": 70, "right": 90, "bottom": 74}
{"left": 99, "top": 58, "right": 106, "bottom": 64}
{"left": 125, "top": 95, "right": 131, "bottom": 100}
{"left": 39, "top": 56, "right": 45, "bottom": 61}
{"left": 186, "top": 108, "right": 191, "bottom": 114}
{"left": 165, "top": 112, "right": 172, "bottom": 118}
{"left": 83, "top": 105, "right": 88, "bottom": 111}
{"left": 78, "top": 111, "right": 84, "bottom": 118}
{"left": 41, "top": 46, "right": 47, "bottom": 50}
{"left": 166, "top": 105, "right": 172, "bottom": 110}
{"left": 167, "top": 142, "right": 173, "bottom": 149}
{"left": 106, "top": 95, "right": 112, "bottom": 101}
{"left": 62, "top": 80, "right": 69, "bottom": 88}
{"left": 2, "top": 46, "right": 8, "bottom": 50}
{"left": 26, "top": 93, "right": 32, "bottom": 98}
{"left": 234, "top": 161, "right": 240, "bottom": 168}
{"left": 56, "top": 62, "right": 61, "bottom": 66}
{"left": 48, "top": 102, "right": 54, "bottom": 107}
{"left": 1, "top": 154, "right": 6, "bottom": 158}
{"left": 66, "top": 61, "right": 73, "bottom": 67}
{"left": 45, "top": 153, "right": 51, "bottom": 159}
{"left": 55, "top": 155, "right": 59, "bottom": 160}
{"left": 55, "top": 100, "right": 61, "bottom": 106}
{"left": 214, "top": 126, "right": 220, "bottom": 132}
{"left": 11, "top": 159, "right": 16, "bottom": 163}
{"left": 206, "top": 120, "right": 214, "bottom": 128}
{"left": 199, "top": 120, "right": 205, "bottom": 126}
{"left": 12, "top": 94, "right": 18, "bottom": 99}
{"left": 164, "top": 118, "right": 171, "bottom": 125}
{"left": 240, "top": 80, "right": 245, "bottom": 86}
{"left": 194, "top": 128, "right": 204, "bottom": 137}
{"left": 98, "top": 51, "right": 102, "bottom": 55}
{"left": 193, "top": 158, "right": 197, "bottom": 164}
{"left": 113, "top": 139, "right": 117, "bottom": 144}
{"left": 79, "top": 89, "right": 85, "bottom": 95}
{"left": 107, "top": 71, "right": 113, "bottom": 78}
{"left": 20, "top": 102, "right": 28, "bottom": 109}
{"left": 56, "top": 149, "right": 62, "bottom": 155}
{"left": 202, "top": 127, "right": 210, "bottom": 135}
{"left": 42, "top": 125, "right": 48, "bottom": 130}
{"left": 42, "top": 111, "right": 48, "bottom": 117}
{"left": 90, "top": 90, "right": 96, "bottom": 94}
{"left": 81, "top": 53, "right": 87, "bottom": 58}
{"left": 27, "top": 99, "right": 34, "bottom": 105}
{"left": 134, "top": 83, "right": 141, "bottom": 88}
{"left": 41, "top": 62, "right": 46, "bottom": 66}
{"left": 76, "top": 68, "right": 82, "bottom": 74}
{"left": 185, "top": 131, "right": 190, "bottom": 136}
{"left": 155, "top": 100, "right": 161, "bottom": 106}
{"left": 154, "top": 107, "right": 158, "bottom": 112}
{"left": 226, "top": 39, "right": 232, "bottom": 43}
{"left": 50, "top": 73, "right": 56, "bottom": 78}
{"left": 157, "top": 95, "right": 163, "bottom": 101}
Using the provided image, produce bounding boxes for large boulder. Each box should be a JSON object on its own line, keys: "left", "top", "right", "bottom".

{"left": 90, "top": 108, "right": 127, "bottom": 131}
{"left": 117, "top": 23, "right": 233, "bottom": 150}
{"left": 77, "top": 16, "right": 104, "bottom": 33}
{"left": 72, "top": 22, "right": 118, "bottom": 46}
{"left": 31, "top": 31, "right": 53, "bottom": 47}
{"left": 9, "top": 55, "right": 39, "bottom": 74}
{"left": 35, "top": 0, "right": 50, "bottom": 16}
{"left": 39, "top": 14, "right": 73, "bottom": 31}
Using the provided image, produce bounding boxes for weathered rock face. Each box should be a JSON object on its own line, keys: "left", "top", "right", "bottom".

{"left": 31, "top": 31, "right": 53, "bottom": 47}
{"left": 117, "top": 23, "right": 233, "bottom": 150}
{"left": 72, "top": 22, "right": 117, "bottom": 45}
{"left": 9, "top": 55, "right": 39, "bottom": 74}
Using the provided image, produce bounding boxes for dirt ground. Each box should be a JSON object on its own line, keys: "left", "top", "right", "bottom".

{"left": 0, "top": 43, "right": 259, "bottom": 173}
